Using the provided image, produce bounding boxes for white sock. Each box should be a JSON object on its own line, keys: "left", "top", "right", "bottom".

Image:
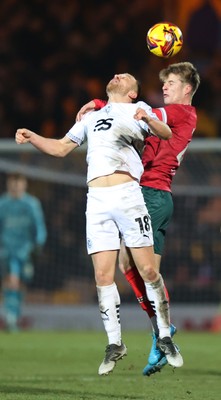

{"left": 144, "top": 275, "right": 170, "bottom": 338}
{"left": 96, "top": 283, "right": 121, "bottom": 345}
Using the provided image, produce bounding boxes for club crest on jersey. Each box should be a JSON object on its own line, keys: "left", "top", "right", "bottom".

{"left": 87, "top": 238, "right": 92, "bottom": 249}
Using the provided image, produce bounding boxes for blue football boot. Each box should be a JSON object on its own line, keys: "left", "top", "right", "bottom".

{"left": 143, "top": 323, "right": 177, "bottom": 376}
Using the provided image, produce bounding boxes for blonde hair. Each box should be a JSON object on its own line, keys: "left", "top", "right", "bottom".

{"left": 159, "top": 62, "right": 200, "bottom": 96}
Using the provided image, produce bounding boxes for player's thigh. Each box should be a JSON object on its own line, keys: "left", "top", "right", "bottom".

{"left": 118, "top": 242, "right": 135, "bottom": 273}
{"left": 129, "top": 245, "right": 157, "bottom": 282}
{"left": 86, "top": 190, "right": 121, "bottom": 254}
{"left": 91, "top": 250, "right": 118, "bottom": 285}
{"left": 154, "top": 253, "right": 162, "bottom": 272}
{"left": 117, "top": 184, "right": 153, "bottom": 248}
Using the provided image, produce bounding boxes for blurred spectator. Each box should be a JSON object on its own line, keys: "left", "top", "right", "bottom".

{"left": 186, "top": 0, "right": 220, "bottom": 61}
{"left": 0, "top": 173, "right": 47, "bottom": 331}
{"left": 0, "top": 0, "right": 220, "bottom": 138}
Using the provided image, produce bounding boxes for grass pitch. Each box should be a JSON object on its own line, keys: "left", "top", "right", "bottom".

{"left": 0, "top": 330, "right": 220, "bottom": 400}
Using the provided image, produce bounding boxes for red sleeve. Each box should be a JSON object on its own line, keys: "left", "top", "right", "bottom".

{"left": 94, "top": 99, "right": 107, "bottom": 110}
{"left": 152, "top": 108, "right": 164, "bottom": 121}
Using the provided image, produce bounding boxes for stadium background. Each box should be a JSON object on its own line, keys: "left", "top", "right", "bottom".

{"left": 0, "top": 0, "right": 221, "bottom": 331}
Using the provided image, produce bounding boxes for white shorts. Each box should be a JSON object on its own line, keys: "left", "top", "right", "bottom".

{"left": 86, "top": 181, "right": 153, "bottom": 254}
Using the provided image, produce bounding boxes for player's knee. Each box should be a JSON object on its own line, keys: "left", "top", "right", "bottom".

{"left": 140, "top": 265, "right": 158, "bottom": 282}
{"left": 95, "top": 269, "right": 114, "bottom": 286}
{"left": 118, "top": 260, "right": 131, "bottom": 274}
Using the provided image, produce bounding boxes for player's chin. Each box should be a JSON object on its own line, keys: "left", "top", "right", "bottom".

{"left": 163, "top": 97, "right": 170, "bottom": 105}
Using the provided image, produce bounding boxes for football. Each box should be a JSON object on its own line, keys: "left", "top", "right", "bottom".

{"left": 146, "top": 22, "right": 183, "bottom": 58}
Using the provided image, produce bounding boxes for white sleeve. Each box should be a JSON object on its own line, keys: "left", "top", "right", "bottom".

{"left": 66, "top": 120, "right": 86, "bottom": 146}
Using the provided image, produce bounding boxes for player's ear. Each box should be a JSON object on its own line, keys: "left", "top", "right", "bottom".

{"left": 128, "top": 90, "right": 137, "bottom": 101}
{"left": 184, "top": 84, "right": 192, "bottom": 96}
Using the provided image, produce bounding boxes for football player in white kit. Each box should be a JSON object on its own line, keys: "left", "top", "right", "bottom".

{"left": 15, "top": 73, "right": 183, "bottom": 375}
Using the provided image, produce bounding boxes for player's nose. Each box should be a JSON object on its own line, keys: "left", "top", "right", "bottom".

{"left": 162, "top": 83, "right": 168, "bottom": 91}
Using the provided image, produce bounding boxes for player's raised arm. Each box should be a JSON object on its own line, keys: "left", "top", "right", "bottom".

{"left": 134, "top": 108, "right": 172, "bottom": 140}
{"left": 76, "top": 100, "right": 96, "bottom": 122}
{"left": 15, "top": 128, "right": 78, "bottom": 157}
{"left": 76, "top": 99, "right": 107, "bottom": 121}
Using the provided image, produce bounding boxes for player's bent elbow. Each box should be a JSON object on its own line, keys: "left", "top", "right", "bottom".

{"left": 166, "top": 131, "right": 172, "bottom": 140}
{"left": 161, "top": 128, "right": 172, "bottom": 140}
{"left": 54, "top": 148, "right": 70, "bottom": 157}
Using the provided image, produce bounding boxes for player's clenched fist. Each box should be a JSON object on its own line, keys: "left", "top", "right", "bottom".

{"left": 134, "top": 108, "right": 151, "bottom": 123}
{"left": 15, "top": 128, "right": 34, "bottom": 144}
{"left": 134, "top": 108, "right": 171, "bottom": 139}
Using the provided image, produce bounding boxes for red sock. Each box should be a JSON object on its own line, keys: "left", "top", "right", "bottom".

{"left": 124, "top": 267, "right": 155, "bottom": 318}
{"left": 164, "top": 283, "right": 170, "bottom": 302}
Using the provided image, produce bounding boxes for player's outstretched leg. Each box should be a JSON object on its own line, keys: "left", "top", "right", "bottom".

{"left": 98, "top": 342, "right": 127, "bottom": 376}
{"left": 143, "top": 323, "right": 177, "bottom": 376}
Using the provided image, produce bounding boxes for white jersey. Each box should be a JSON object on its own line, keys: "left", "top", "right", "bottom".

{"left": 66, "top": 101, "right": 158, "bottom": 184}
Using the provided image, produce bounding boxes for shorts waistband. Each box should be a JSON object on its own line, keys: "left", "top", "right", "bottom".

{"left": 88, "top": 180, "right": 139, "bottom": 193}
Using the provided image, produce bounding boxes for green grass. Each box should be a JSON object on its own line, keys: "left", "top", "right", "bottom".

{"left": 0, "top": 330, "right": 220, "bottom": 400}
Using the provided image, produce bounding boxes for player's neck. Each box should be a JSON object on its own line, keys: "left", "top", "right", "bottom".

{"left": 107, "top": 93, "right": 132, "bottom": 104}
{"left": 181, "top": 98, "right": 192, "bottom": 105}
{"left": 181, "top": 94, "right": 192, "bottom": 105}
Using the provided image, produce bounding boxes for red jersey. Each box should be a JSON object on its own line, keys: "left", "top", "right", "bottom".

{"left": 140, "top": 104, "right": 197, "bottom": 192}
{"left": 93, "top": 100, "right": 197, "bottom": 193}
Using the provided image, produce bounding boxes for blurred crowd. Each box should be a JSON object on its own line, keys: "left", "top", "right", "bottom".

{"left": 0, "top": 0, "right": 221, "bottom": 139}
{"left": 0, "top": 0, "right": 221, "bottom": 308}
{"left": 1, "top": 148, "right": 220, "bottom": 306}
